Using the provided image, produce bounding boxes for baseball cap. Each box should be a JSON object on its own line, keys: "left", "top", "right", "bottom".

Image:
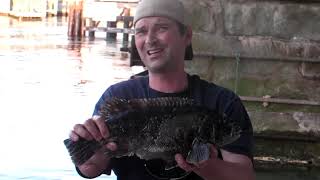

{"left": 133, "top": 0, "right": 188, "bottom": 26}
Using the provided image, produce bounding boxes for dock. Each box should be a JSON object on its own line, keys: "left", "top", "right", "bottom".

{"left": 81, "top": 0, "right": 137, "bottom": 40}
{"left": 0, "top": 0, "right": 73, "bottom": 20}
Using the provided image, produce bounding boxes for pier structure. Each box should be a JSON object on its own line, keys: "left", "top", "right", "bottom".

{"left": 0, "top": 0, "right": 73, "bottom": 20}
{"left": 81, "top": 0, "right": 137, "bottom": 42}
{"left": 66, "top": 0, "right": 137, "bottom": 44}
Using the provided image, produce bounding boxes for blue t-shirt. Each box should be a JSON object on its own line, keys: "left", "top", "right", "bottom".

{"left": 89, "top": 74, "right": 253, "bottom": 180}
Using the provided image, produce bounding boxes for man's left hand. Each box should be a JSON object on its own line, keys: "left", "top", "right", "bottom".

{"left": 175, "top": 144, "right": 218, "bottom": 173}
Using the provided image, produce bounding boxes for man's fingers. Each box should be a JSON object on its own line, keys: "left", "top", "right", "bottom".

{"left": 210, "top": 144, "right": 218, "bottom": 158}
{"left": 69, "top": 131, "right": 79, "bottom": 141}
{"left": 175, "top": 154, "right": 193, "bottom": 172}
{"left": 106, "top": 142, "right": 118, "bottom": 151}
{"left": 93, "top": 116, "right": 109, "bottom": 139}
{"left": 84, "top": 118, "right": 102, "bottom": 141}
{"left": 193, "top": 160, "right": 209, "bottom": 169}
{"left": 71, "top": 117, "right": 109, "bottom": 142}
{"left": 73, "top": 124, "right": 93, "bottom": 141}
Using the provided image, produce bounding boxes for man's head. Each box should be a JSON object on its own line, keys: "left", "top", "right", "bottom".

{"left": 133, "top": 0, "right": 192, "bottom": 74}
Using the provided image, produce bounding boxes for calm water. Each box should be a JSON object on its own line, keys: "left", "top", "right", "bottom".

{"left": 0, "top": 16, "right": 144, "bottom": 180}
{"left": 0, "top": 16, "right": 318, "bottom": 180}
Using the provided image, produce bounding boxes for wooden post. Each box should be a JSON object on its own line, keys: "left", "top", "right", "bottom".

{"left": 75, "top": 0, "right": 84, "bottom": 37}
{"left": 88, "top": 18, "right": 95, "bottom": 39}
{"left": 67, "top": 1, "right": 75, "bottom": 38}
{"left": 106, "top": 21, "right": 117, "bottom": 41}
{"left": 68, "top": 0, "right": 84, "bottom": 39}
{"left": 123, "top": 16, "right": 130, "bottom": 42}
{"left": 116, "top": 15, "right": 133, "bottom": 48}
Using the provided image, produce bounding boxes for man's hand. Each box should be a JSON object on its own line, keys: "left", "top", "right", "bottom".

{"left": 69, "top": 116, "right": 117, "bottom": 178}
{"left": 175, "top": 144, "right": 255, "bottom": 180}
{"left": 175, "top": 144, "right": 218, "bottom": 173}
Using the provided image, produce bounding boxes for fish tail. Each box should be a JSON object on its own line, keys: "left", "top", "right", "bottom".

{"left": 63, "top": 138, "right": 102, "bottom": 166}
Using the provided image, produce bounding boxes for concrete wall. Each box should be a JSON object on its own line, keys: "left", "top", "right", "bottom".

{"left": 181, "top": 0, "right": 320, "bottom": 165}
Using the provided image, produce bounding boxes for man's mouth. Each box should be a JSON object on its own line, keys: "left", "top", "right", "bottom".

{"left": 147, "top": 48, "right": 163, "bottom": 56}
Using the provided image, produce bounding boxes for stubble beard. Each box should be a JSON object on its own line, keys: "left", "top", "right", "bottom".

{"left": 144, "top": 49, "right": 175, "bottom": 74}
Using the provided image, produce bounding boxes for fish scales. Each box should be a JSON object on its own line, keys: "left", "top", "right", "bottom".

{"left": 64, "top": 97, "right": 241, "bottom": 168}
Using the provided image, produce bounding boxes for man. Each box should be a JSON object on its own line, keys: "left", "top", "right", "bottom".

{"left": 69, "top": 0, "right": 255, "bottom": 179}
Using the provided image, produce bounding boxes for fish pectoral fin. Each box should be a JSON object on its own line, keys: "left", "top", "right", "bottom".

{"left": 186, "top": 139, "right": 211, "bottom": 164}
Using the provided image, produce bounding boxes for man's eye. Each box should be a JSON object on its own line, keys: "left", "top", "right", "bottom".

{"left": 159, "top": 26, "right": 168, "bottom": 31}
{"left": 135, "top": 30, "right": 146, "bottom": 36}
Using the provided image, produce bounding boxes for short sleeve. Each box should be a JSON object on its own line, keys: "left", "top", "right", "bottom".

{"left": 221, "top": 97, "right": 254, "bottom": 159}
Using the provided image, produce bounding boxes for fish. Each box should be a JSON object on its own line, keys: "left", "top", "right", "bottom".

{"left": 63, "top": 97, "right": 242, "bottom": 169}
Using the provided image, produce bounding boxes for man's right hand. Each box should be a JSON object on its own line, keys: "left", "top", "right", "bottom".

{"left": 69, "top": 116, "right": 117, "bottom": 178}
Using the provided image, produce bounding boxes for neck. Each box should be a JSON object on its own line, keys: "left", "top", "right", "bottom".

{"left": 148, "top": 71, "right": 188, "bottom": 93}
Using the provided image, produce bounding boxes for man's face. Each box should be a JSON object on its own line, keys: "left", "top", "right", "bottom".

{"left": 134, "top": 17, "right": 190, "bottom": 73}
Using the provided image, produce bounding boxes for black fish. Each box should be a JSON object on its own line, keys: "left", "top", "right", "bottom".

{"left": 64, "top": 97, "right": 241, "bottom": 169}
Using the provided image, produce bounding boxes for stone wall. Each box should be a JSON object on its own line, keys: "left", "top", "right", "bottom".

{"left": 182, "top": 0, "right": 320, "bottom": 165}
{"left": 183, "top": 0, "right": 320, "bottom": 59}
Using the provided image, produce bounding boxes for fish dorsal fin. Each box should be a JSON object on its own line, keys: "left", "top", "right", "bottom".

{"left": 99, "top": 97, "right": 195, "bottom": 117}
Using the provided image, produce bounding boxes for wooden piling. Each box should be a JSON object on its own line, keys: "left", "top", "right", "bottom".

{"left": 106, "top": 21, "right": 117, "bottom": 41}
{"left": 67, "top": 2, "right": 75, "bottom": 38}
{"left": 68, "top": 0, "right": 84, "bottom": 39}
{"left": 123, "top": 16, "right": 133, "bottom": 42}
{"left": 116, "top": 15, "right": 133, "bottom": 42}
{"left": 87, "top": 18, "right": 95, "bottom": 39}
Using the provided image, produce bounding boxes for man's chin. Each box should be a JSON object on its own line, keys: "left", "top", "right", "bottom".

{"left": 143, "top": 57, "right": 170, "bottom": 73}
{"left": 145, "top": 58, "right": 162, "bottom": 67}
{"left": 146, "top": 63, "right": 166, "bottom": 73}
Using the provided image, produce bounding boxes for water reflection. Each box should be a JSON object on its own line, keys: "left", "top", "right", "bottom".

{"left": 0, "top": 16, "right": 142, "bottom": 180}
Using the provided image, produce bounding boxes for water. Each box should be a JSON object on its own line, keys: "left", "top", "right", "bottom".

{"left": 0, "top": 16, "right": 319, "bottom": 180}
{"left": 0, "top": 16, "right": 144, "bottom": 180}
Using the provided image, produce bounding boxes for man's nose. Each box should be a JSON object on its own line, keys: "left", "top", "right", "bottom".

{"left": 145, "top": 31, "right": 158, "bottom": 45}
